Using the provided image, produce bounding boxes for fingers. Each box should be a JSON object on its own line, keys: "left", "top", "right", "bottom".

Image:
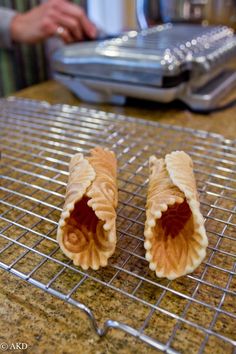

{"left": 60, "top": 16, "right": 83, "bottom": 41}
{"left": 41, "top": 14, "right": 74, "bottom": 44}
{"left": 42, "top": 0, "right": 97, "bottom": 43}
{"left": 77, "top": 9, "right": 97, "bottom": 39}
{"left": 57, "top": 27, "right": 74, "bottom": 44}
{"left": 59, "top": 1, "right": 97, "bottom": 39}
{"left": 51, "top": 12, "right": 83, "bottom": 41}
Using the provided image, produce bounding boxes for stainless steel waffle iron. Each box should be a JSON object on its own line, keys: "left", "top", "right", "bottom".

{"left": 52, "top": 24, "right": 236, "bottom": 110}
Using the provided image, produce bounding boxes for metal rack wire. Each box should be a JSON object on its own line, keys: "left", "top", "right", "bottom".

{"left": 0, "top": 97, "right": 235, "bottom": 353}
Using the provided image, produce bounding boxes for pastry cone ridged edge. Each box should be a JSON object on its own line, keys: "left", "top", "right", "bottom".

{"left": 57, "top": 147, "right": 118, "bottom": 269}
{"left": 57, "top": 153, "right": 96, "bottom": 262}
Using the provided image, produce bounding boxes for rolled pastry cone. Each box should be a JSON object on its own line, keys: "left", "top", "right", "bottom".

{"left": 57, "top": 147, "right": 118, "bottom": 270}
{"left": 144, "top": 151, "right": 208, "bottom": 280}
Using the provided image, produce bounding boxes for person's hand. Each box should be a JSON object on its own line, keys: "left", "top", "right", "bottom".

{"left": 10, "top": 0, "right": 97, "bottom": 44}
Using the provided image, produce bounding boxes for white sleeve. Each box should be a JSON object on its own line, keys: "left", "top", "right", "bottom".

{"left": 0, "top": 8, "right": 17, "bottom": 49}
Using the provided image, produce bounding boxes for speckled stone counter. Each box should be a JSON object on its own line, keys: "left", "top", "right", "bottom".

{"left": 13, "top": 80, "right": 236, "bottom": 140}
{"left": 0, "top": 80, "right": 235, "bottom": 354}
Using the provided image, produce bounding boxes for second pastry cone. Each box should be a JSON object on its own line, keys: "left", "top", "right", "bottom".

{"left": 144, "top": 151, "right": 208, "bottom": 280}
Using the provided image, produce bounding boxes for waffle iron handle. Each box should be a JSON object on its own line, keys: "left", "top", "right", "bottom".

{"left": 136, "top": 0, "right": 148, "bottom": 30}
{"left": 182, "top": 70, "right": 236, "bottom": 111}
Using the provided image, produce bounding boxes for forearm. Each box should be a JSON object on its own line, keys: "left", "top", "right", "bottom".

{"left": 0, "top": 7, "right": 17, "bottom": 49}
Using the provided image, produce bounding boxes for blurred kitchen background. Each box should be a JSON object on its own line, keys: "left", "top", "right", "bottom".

{"left": 87, "top": 0, "right": 236, "bottom": 34}
{"left": 0, "top": 0, "right": 236, "bottom": 97}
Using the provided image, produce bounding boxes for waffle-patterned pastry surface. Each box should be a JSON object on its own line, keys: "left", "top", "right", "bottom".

{"left": 57, "top": 147, "right": 118, "bottom": 270}
{"left": 145, "top": 151, "right": 208, "bottom": 280}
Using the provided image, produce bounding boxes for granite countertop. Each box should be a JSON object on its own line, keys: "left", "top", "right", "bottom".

{"left": 0, "top": 80, "right": 235, "bottom": 354}
{"left": 12, "top": 80, "right": 236, "bottom": 140}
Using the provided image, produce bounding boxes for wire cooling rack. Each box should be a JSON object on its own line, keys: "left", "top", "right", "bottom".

{"left": 0, "top": 97, "right": 235, "bottom": 353}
